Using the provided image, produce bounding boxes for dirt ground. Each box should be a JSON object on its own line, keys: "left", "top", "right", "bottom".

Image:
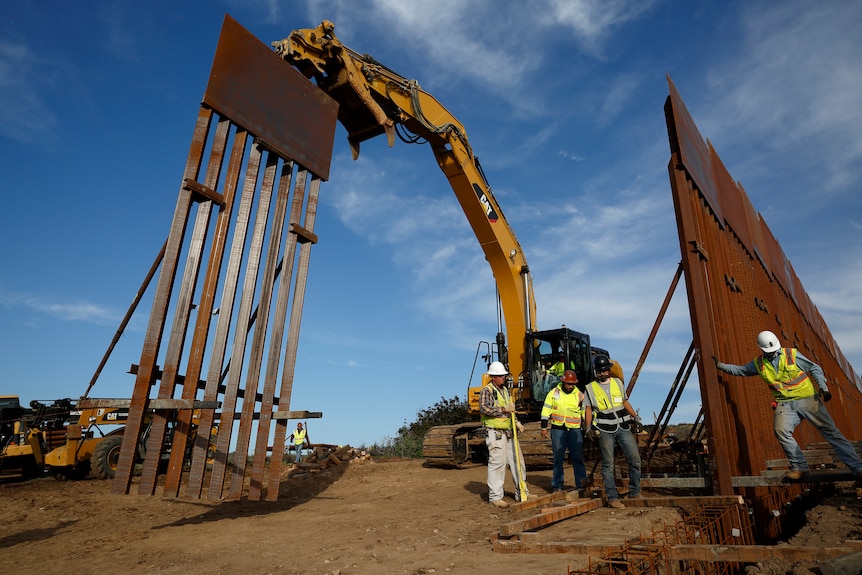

{"left": 1, "top": 459, "right": 860, "bottom": 575}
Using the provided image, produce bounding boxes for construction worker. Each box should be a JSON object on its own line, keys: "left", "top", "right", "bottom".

{"left": 480, "top": 361, "right": 533, "bottom": 508}
{"left": 584, "top": 354, "right": 642, "bottom": 509}
{"left": 548, "top": 350, "right": 575, "bottom": 377}
{"left": 540, "top": 369, "right": 586, "bottom": 492}
{"left": 288, "top": 422, "right": 309, "bottom": 464}
{"left": 713, "top": 330, "right": 862, "bottom": 481}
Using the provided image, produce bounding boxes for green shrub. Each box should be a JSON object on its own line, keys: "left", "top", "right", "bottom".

{"left": 369, "top": 396, "right": 469, "bottom": 458}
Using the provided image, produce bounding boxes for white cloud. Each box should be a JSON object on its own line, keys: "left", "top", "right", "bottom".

{"left": 0, "top": 40, "right": 57, "bottom": 144}
{"left": 0, "top": 290, "right": 118, "bottom": 324}
{"left": 322, "top": 154, "right": 498, "bottom": 334}
{"left": 702, "top": 1, "right": 862, "bottom": 196}
{"left": 302, "top": 0, "right": 656, "bottom": 115}
{"left": 543, "top": 0, "right": 658, "bottom": 58}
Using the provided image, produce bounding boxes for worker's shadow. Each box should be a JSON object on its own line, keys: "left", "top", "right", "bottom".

{"left": 464, "top": 472, "right": 549, "bottom": 498}
{"left": 0, "top": 520, "right": 77, "bottom": 548}
{"left": 151, "top": 462, "right": 350, "bottom": 529}
{"left": 464, "top": 480, "right": 487, "bottom": 496}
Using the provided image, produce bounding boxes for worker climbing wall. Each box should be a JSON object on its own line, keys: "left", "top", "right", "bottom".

{"left": 665, "top": 76, "right": 862, "bottom": 499}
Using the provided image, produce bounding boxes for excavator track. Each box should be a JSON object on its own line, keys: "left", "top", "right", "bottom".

{"left": 515, "top": 423, "right": 554, "bottom": 469}
{"left": 422, "top": 422, "right": 485, "bottom": 467}
{"left": 423, "top": 421, "right": 602, "bottom": 469}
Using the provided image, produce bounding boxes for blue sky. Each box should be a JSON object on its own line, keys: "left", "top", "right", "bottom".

{"left": 3, "top": 1, "right": 861, "bottom": 449}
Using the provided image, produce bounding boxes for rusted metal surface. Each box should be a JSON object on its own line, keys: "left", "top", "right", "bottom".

{"left": 565, "top": 502, "right": 755, "bottom": 574}
{"left": 204, "top": 14, "right": 337, "bottom": 180}
{"left": 112, "top": 16, "right": 335, "bottom": 500}
{"left": 111, "top": 105, "right": 211, "bottom": 496}
{"left": 664, "top": 75, "right": 862, "bottom": 503}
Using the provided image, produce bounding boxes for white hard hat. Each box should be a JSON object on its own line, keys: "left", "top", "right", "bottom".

{"left": 757, "top": 330, "right": 781, "bottom": 353}
{"left": 487, "top": 361, "right": 508, "bottom": 376}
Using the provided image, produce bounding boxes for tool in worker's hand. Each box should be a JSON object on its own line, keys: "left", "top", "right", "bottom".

{"left": 511, "top": 411, "right": 528, "bottom": 502}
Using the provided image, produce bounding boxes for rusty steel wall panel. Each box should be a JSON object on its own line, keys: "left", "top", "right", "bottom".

{"left": 204, "top": 14, "right": 337, "bottom": 181}
{"left": 665, "top": 76, "right": 862, "bottom": 496}
{"left": 113, "top": 17, "right": 334, "bottom": 500}
{"left": 112, "top": 106, "right": 211, "bottom": 495}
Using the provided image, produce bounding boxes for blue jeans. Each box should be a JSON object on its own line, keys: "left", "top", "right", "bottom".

{"left": 294, "top": 444, "right": 304, "bottom": 463}
{"left": 774, "top": 395, "right": 862, "bottom": 473}
{"left": 597, "top": 426, "right": 641, "bottom": 500}
{"left": 550, "top": 427, "right": 586, "bottom": 490}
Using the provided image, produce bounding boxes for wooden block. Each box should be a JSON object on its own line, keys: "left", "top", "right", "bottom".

{"left": 492, "top": 538, "right": 624, "bottom": 556}
{"left": 622, "top": 494, "right": 744, "bottom": 508}
{"left": 499, "top": 499, "right": 603, "bottom": 536}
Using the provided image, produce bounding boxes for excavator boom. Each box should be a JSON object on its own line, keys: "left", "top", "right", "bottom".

{"left": 274, "top": 22, "right": 536, "bottom": 381}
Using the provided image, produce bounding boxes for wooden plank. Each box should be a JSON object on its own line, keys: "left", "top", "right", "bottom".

{"left": 641, "top": 477, "right": 708, "bottom": 488}
{"left": 667, "top": 544, "right": 856, "bottom": 562}
{"left": 499, "top": 499, "right": 603, "bottom": 537}
{"left": 272, "top": 410, "right": 324, "bottom": 420}
{"left": 509, "top": 491, "right": 569, "bottom": 512}
{"left": 623, "top": 495, "right": 743, "bottom": 508}
{"left": 731, "top": 470, "right": 857, "bottom": 487}
{"left": 492, "top": 538, "right": 625, "bottom": 556}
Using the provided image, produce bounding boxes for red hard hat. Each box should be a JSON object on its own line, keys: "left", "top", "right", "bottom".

{"left": 561, "top": 370, "right": 578, "bottom": 384}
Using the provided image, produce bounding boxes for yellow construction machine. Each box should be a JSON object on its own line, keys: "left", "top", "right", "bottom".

{"left": 275, "top": 22, "right": 622, "bottom": 467}
{"left": 1, "top": 395, "right": 121, "bottom": 479}
{"left": 0, "top": 395, "right": 216, "bottom": 480}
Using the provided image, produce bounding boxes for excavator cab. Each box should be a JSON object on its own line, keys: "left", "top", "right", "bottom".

{"left": 525, "top": 327, "right": 594, "bottom": 407}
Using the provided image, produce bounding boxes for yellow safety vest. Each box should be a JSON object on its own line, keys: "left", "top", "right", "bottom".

{"left": 548, "top": 360, "right": 576, "bottom": 376}
{"left": 587, "top": 377, "right": 632, "bottom": 432}
{"left": 293, "top": 429, "right": 307, "bottom": 446}
{"left": 755, "top": 348, "right": 817, "bottom": 401}
{"left": 541, "top": 384, "right": 584, "bottom": 429}
{"left": 481, "top": 384, "right": 513, "bottom": 430}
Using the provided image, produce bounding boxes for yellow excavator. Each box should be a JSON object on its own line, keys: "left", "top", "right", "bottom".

{"left": 275, "top": 22, "right": 621, "bottom": 466}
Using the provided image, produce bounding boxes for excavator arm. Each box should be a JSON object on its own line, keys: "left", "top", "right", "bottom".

{"left": 274, "top": 21, "right": 537, "bottom": 380}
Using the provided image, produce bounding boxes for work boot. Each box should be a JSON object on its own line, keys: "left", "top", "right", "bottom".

{"left": 785, "top": 470, "right": 804, "bottom": 480}
{"left": 608, "top": 499, "right": 625, "bottom": 509}
{"left": 489, "top": 499, "right": 509, "bottom": 509}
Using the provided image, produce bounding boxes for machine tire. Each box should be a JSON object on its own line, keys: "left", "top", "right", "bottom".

{"left": 91, "top": 435, "right": 124, "bottom": 480}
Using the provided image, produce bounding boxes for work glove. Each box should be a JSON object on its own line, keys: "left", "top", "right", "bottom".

{"left": 516, "top": 421, "right": 524, "bottom": 433}
{"left": 588, "top": 427, "right": 601, "bottom": 441}
{"left": 821, "top": 389, "right": 832, "bottom": 402}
